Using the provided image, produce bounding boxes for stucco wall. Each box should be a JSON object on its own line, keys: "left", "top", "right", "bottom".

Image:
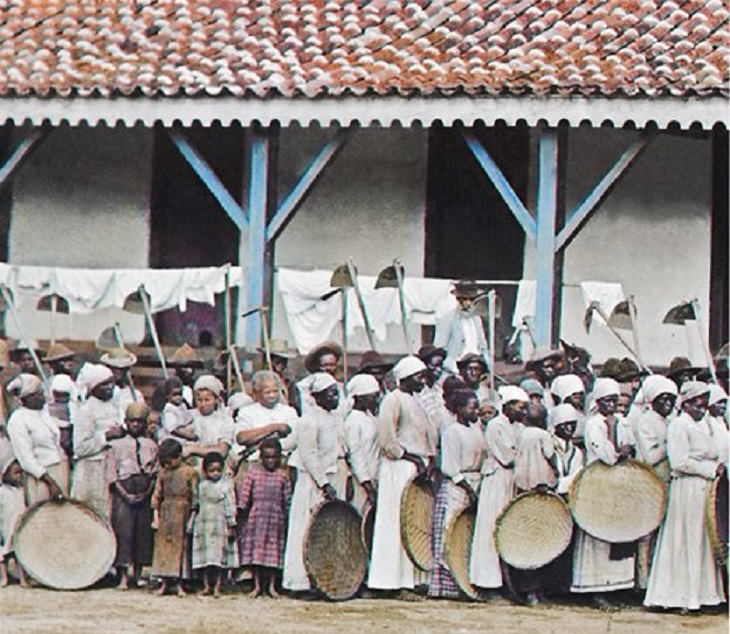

{"left": 6, "top": 125, "right": 152, "bottom": 344}
{"left": 523, "top": 128, "right": 712, "bottom": 366}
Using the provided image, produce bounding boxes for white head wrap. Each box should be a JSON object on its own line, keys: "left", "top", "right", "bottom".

{"left": 548, "top": 403, "right": 580, "bottom": 431}
{"left": 640, "top": 375, "right": 678, "bottom": 405}
{"left": 347, "top": 374, "right": 380, "bottom": 397}
{"left": 76, "top": 363, "right": 114, "bottom": 393}
{"left": 194, "top": 375, "right": 223, "bottom": 397}
{"left": 550, "top": 374, "right": 585, "bottom": 401}
{"left": 227, "top": 391, "right": 253, "bottom": 411}
{"left": 591, "top": 378, "right": 620, "bottom": 402}
{"left": 7, "top": 373, "right": 43, "bottom": 399}
{"left": 498, "top": 385, "right": 529, "bottom": 405}
{"left": 393, "top": 356, "right": 426, "bottom": 382}
{"left": 519, "top": 379, "right": 544, "bottom": 397}
{"left": 50, "top": 374, "right": 75, "bottom": 394}
{"left": 709, "top": 384, "right": 728, "bottom": 407}
{"left": 310, "top": 372, "right": 337, "bottom": 394}
{"left": 679, "top": 380, "right": 710, "bottom": 405}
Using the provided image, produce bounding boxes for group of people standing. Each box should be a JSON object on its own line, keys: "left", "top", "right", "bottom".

{"left": 0, "top": 292, "right": 727, "bottom": 614}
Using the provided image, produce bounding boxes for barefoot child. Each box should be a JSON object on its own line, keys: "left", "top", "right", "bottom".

{"left": 0, "top": 455, "right": 27, "bottom": 587}
{"left": 151, "top": 439, "right": 197, "bottom": 596}
{"left": 190, "top": 451, "right": 237, "bottom": 597}
{"left": 157, "top": 377, "right": 196, "bottom": 444}
{"left": 109, "top": 403, "right": 157, "bottom": 590}
{"left": 237, "top": 437, "right": 291, "bottom": 597}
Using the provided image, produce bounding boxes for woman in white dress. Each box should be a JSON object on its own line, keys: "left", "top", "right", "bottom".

{"left": 644, "top": 381, "right": 726, "bottom": 613}
{"left": 469, "top": 385, "right": 528, "bottom": 592}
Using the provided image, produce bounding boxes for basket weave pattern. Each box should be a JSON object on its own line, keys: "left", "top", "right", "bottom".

{"left": 400, "top": 478, "right": 435, "bottom": 572}
{"left": 706, "top": 473, "right": 729, "bottom": 566}
{"left": 443, "top": 506, "right": 478, "bottom": 599}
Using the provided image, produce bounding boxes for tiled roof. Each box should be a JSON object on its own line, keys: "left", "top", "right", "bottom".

{"left": 0, "top": 0, "right": 727, "bottom": 99}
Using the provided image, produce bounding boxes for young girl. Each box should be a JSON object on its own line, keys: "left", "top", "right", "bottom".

{"left": 237, "top": 437, "right": 291, "bottom": 598}
{"left": 514, "top": 403, "right": 558, "bottom": 493}
{"left": 109, "top": 403, "right": 157, "bottom": 590}
{"left": 190, "top": 451, "right": 237, "bottom": 597}
{"left": 151, "top": 439, "right": 198, "bottom": 596}
{"left": 185, "top": 376, "right": 234, "bottom": 468}
{"left": 157, "top": 377, "right": 196, "bottom": 444}
{"left": 0, "top": 454, "right": 27, "bottom": 587}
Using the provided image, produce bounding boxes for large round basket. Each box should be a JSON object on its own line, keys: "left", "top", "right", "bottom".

{"left": 400, "top": 477, "right": 435, "bottom": 572}
{"left": 361, "top": 503, "right": 375, "bottom": 557}
{"left": 706, "top": 472, "right": 728, "bottom": 566}
{"left": 568, "top": 459, "right": 666, "bottom": 543}
{"left": 304, "top": 500, "right": 367, "bottom": 601}
{"left": 13, "top": 500, "right": 116, "bottom": 590}
{"left": 442, "top": 505, "right": 478, "bottom": 599}
{"left": 495, "top": 491, "right": 573, "bottom": 569}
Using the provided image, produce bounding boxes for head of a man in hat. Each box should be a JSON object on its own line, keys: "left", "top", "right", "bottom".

{"left": 452, "top": 279, "right": 480, "bottom": 313}
{"left": 11, "top": 348, "right": 38, "bottom": 375}
{"left": 457, "top": 354, "right": 486, "bottom": 390}
{"left": 269, "top": 353, "right": 289, "bottom": 378}
{"left": 418, "top": 345, "right": 446, "bottom": 387}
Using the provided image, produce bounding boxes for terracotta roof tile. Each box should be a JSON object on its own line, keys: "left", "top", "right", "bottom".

{"left": 0, "top": 0, "right": 725, "bottom": 99}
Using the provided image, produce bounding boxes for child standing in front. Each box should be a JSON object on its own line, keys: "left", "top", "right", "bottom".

{"left": 0, "top": 454, "right": 27, "bottom": 587}
{"left": 237, "top": 437, "right": 291, "bottom": 598}
{"left": 151, "top": 439, "right": 198, "bottom": 596}
{"left": 190, "top": 451, "right": 237, "bottom": 597}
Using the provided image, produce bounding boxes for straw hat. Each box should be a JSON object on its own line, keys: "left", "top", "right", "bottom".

{"left": 417, "top": 344, "right": 447, "bottom": 363}
{"left": 616, "top": 357, "right": 648, "bottom": 382}
{"left": 525, "top": 347, "right": 562, "bottom": 372}
{"left": 10, "top": 339, "right": 46, "bottom": 359}
{"left": 99, "top": 347, "right": 137, "bottom": 369}
{"left": 304, "top": 340, "right": 343, "bottom": 374}
{"left": 456, "top": 352, "right": 486, "bottom": 369}
{"left": 599, "top": 357, "right": 623, "bottom": 379}
{"left": 451, "top": 279, "right": 480, "bottom": 298}
{"left": 705, "top": 474, "right": 728, "bottom": 566}
{"left": 443, "top": 505, "right": 479, "bottom": 599}
{"left": 569, "top": 459, "right": 667, "bottom": 543}
{"left": 666, "top": 356, "right": 703, "bottom": 380}
{"left": 43, "top": 342, "right": 76, "bottom": 363}
{"left": 264, "top": 339, "right": 296, "bottom": 360}
{"left": 167, "top": 343, "right": 204, "bottom": 368}
{"left": 356, "top": 350, "right": 393, "bottom": 374}
{"left": 495, "top": 491, "right": 574, "bottom": 570}
{"left": 304, "top": 500, "right": 367, "bottom": 601}
{"left": 13, "top": 500, "right": 117, "bottom": 590}
{"left": 400, "top": 477, "right": 435, "bottom": 572}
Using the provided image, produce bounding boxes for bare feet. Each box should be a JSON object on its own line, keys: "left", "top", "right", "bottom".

{"left": 157, "top": 581, "right": 168, "bottom": 596}
{"left": 250, "top": 586, "right": 262, "bottom": 599}
{"left": 118, "top": 579, "right": 129, "bottom": 591}
{"left": 0, "top": 577, "right": 8, "bottom": 588}
{"left": 177, "top": 584, "right": 187, "bottom": 597}
{"left": 213, "top": 586, "right": 222, "bottom": 598}
{"left": 202, "top": 585, "right": 212, "bottom": 596}
{"left": 268, "top": 585, "right": 280, "bottom": 599}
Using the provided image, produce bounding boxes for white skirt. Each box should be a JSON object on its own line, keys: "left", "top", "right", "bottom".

{"left": 367, "top": 458, "right": 417, "bottom": 590}
{"left": 282, "top": 470, "right": 324, "bottom": 591}
{"left": 469, "top": 466, "right": 514, "bottom": 588}
{"left": 571, "top": 529, "right": 635, "bottom": 593}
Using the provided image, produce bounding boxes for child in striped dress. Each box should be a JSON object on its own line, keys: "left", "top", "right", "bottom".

{"left": 237, "top": 437, "right": 291, "bottom": 598}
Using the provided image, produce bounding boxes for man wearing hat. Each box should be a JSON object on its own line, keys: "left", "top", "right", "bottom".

{"left": 100, "top": 348, "right": 145, "bottom": 412}
{"left": 356, "top": 350, "right": 394, "bottom": 394}
{"left": 666, "top": 356, "right": 703, "bottom": 389}
{"left": 43, "top": 343, "right": 77, "bottom": 379}
{"left": 456, "top": 352, "right": 490, "bottom": 401}
{"left": 283, "top": 373, "right": 342, "bottom": 593}
{"left": 368, "top": 356, "right": 433, "bottom": 592}
{"left": 293, "top": 340, "right": 344, "bottom": 416}
{"left": 167, "top": 343, "right": 204, "bottom": 408}
{"left": 416, "top": 345, "right": 449, "bottom": 454}
{"left": 10, "top": 339, "right": 45, "bottom": 377}
{"left": 263, "top": 338, "right": 296, "bottom": 381}
{"left": 434, "top": 279, "right": 490, "bottom": 374}
{"left": 525, "top": 347, "right": 564, "bottom": 408}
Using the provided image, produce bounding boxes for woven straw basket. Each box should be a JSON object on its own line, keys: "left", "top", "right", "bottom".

{"left": 304, "top": 500, "right": 367, "bottom": 601}
{"left": 400, "top": 477, "right": 435, "bottom": 572}
{"left": 13, "top": 500, "right": 116, "bottom": 590}
{"left": 443, "top": 505, "right": 478, "bottom": 599}
{"left": 706, "top": 473, "right": 728, "bottom": 566}
{"left": 569, "top": 458, "right": 667, "bottom": 543}
{"left": 495, "top": 491, "right": 573, "bottom": 570}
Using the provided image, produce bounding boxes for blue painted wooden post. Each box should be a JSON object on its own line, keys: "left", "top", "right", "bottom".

{"left": 245, "top": 128, "right": 269, "bottom": 349}
{"left": 534, "top": 128, "right": 559, "bottom": 348}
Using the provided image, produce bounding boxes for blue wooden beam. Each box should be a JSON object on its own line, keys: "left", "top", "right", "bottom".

{"left": 244, "top": 128, "right": 270, "bottom": 349}
{"left": 534, "top": 128, "right": 559, "bottom": 348}
{"left": 555, "top": 133, "right": 652, "bottom": 252}
{"left": 266, "top": 128, "right": 352, "bottom": 243}
{"left": 0, "top": 128, "right": 47, "bottom": 189}
{"left": 168, "top": 130, "right": 247, "bottom": 231}
{"left": 463, "top": 133, "right": 536, "bottom": 241}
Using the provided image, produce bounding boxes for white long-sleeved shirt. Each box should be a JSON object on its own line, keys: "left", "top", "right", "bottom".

{"left": 288, "top": 406, "right": 340, "bottom": 488}
{"left": 73, "top": 396, "right": 122, "bottom": 461}
{"left": 191, "top": 408, "right": 235, "bottom": 447}
{"left": 234, "top": 402, "right": 299, "bottom": 460}
{"left": 553, "top": 438, "right": 585, "bottom": 494}
{"left": 345, "top": 409, "right": 380, "bottom": 485}
{"left": 668, "top": 413, "right": 720, "bottom": 479}
{"left": 481, "top": 414, "right": 519, "bottom": 476}
{"left": 434, "top": 309, "right": 490, "bottom": 372}
{"left": 377, "top": 389, "right": 431, "bottom": 461}
{"left": 158, "top": 402, "right": 193, "bottom": 442}
{"left": 635, "top": 409, "right": 669, "bottom": 467}
{"left": 440, "top": 420, "right": 484, "bottom": 484}
{"left": 583, "top": 413, "right": 636, "bottom": 465}
{"left": 7, "top": 408, "right": 64, "bottom": 479}
{"left": 514, "top": 426, "right": 556, "bottom": 490}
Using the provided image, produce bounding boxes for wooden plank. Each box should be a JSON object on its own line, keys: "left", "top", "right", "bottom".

{"left": 555, "top": 134, "right": 652, "bottom": 251}
{"left": 463, "top": 133, "right": 537, "bottom": 241}
{"left": 168, "top": 130, "right": 246, "bottom": 231}
{"left": 0, "top": 128, "right": 47, "bottom": 190}
{"left": 266, "top": 128, "right": 352, "bottom": 242}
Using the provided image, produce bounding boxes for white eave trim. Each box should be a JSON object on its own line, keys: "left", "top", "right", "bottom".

{"left": 0, "top": 93, "right": 727, "bottom": 129}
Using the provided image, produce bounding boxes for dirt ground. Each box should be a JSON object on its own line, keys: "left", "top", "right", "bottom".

{"left": 1, "top": 585, "right": 727, "bottom": 634}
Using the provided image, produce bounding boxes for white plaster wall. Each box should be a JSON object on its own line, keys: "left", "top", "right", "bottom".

{"left": 268, "top": 126, "right": 428, "bottom": 354}
{"left": 523, "top": 128, "right": 711, "bottom": 365}
{"left": 6, "top": 125, "right": 152, "bottom": 344}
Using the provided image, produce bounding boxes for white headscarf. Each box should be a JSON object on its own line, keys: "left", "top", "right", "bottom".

{"left": 50, "top": 374, "right": 75, "bottom": 394}
{"left": 76, "top": 363, "right": 113, "bottom": 393}
{"left": 194, "top": 375, "right": 224, "bottom": 397}
{"left": 347, "top": 374, "right": 380, "bottom": 397}
{"left": 310, "top": 372, "right": 337, "bottom": 394}
{"left": 640, "top": 375, "right": 678, "bottom": 405}
{"left": 7, "top": 373, "right": 43, "bottom": 399}
{"left": 591, "top": 378, "right": 620, "bottom": 401}
{"left": 679, "top": 380, "right": 710, "bottom": 405}
{"left": 550, "top": 374, "right": 585, "bottom": 401}
{"left": 708, "top": 384, "right": 728, "bottom": 407}
{"left": 548, "top": 403, "right": 580, "bottom": 431}
{"left": 393, "top": 356, "right": 426, "bottom": 382}
{"left": 498, "top": 385, "right": 529, "bottom": 405}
